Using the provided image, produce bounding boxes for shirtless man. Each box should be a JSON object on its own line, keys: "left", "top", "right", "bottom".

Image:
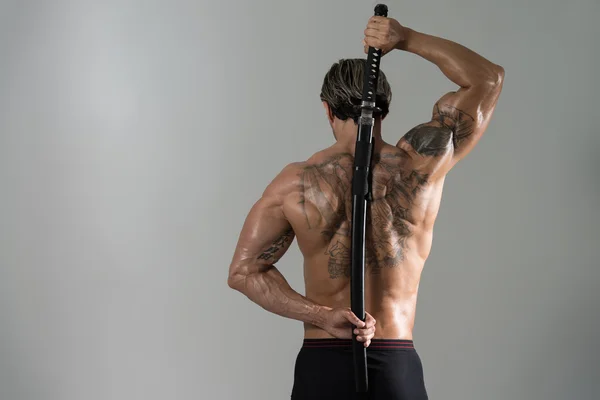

{"left": 227, "top": 16, "right": 504, "bottom": 400}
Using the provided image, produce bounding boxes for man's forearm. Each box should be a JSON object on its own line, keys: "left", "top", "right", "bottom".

{"left": 229, "top": 264, "right": 331, "bottom": 327}
{"left": 399, "top": 28, "right": 503, "bottom": 88}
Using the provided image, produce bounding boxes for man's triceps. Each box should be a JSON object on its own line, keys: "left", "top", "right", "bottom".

{"left": 403, "top": 122, "right": 454, "bottom": 157}
{"left": 433, "top": 102, "right": 476, "bottom": 149}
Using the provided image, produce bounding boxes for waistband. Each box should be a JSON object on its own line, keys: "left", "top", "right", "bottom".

{"left": 302, "top": 338, "right": 414, "bottom": 350}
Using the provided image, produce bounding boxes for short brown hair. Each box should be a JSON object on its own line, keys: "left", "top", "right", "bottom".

{"left": 320, "top": 58, "right": 392, "bottom": 123}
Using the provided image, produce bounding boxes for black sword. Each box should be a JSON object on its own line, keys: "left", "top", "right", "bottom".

{"left": 350, "top": 3, "right": 388, "bottom": 394}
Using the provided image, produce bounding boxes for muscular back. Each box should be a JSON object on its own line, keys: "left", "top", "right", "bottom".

{"left": 284, "top": 142, "right": 447, "bottom": 338}
{"left": 229, "top": 72, "right": 504, "bottom": 340}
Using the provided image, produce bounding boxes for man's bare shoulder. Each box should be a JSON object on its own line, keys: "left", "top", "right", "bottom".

{"left": 272, "top": 147, "right": 354, "bottom": 184}
{"left": 307, "top": 146, "right": 350, "bottom": 161}
{"left": 260, "top": 147, "right": 355, "bottom": 210}
{"left": 302, "top": 147, "right": 356, "bottom": 174}
{"left": 271, "top": 146, "right": 413, "bottom": 198}
{"left": 262, "top": 162, "right": 306, "bottom": 199}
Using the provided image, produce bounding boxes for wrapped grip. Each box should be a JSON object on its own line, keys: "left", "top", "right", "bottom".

{"left": 361, "top": 4, "right": 388, "bottom": 104}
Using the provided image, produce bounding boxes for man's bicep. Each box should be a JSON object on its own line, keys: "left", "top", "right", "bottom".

{"left": 229, "top": 195, "right": 295, "bottom": 278}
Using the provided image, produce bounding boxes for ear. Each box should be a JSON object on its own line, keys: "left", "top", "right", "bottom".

{"left": 322, "top": 101, "right": 335, "bottom": 125}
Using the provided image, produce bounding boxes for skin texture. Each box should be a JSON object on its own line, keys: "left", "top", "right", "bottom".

{"left": 228, "top": 17, "right": 504, "bottom": 344}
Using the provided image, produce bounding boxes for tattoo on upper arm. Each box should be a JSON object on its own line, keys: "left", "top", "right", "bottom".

{"left": 256, "top": 228, "right": 294, "bottom": 262}
{"left": 433, "top": 103, "right": 476, "bottom": 149}
{"left": 404, "top": 124, "right": 453, "bottom": 156}
{"left": 404, "top": 103, "right": 476, "bottom": 156}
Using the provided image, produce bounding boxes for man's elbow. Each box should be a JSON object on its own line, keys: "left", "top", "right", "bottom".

{"left": 227, "top": 274, "right": 237, "bottom": 290}
{"left": 485, "top": 65, "right": 505, "bottom": 88}
{"left": 227, "top": 260, "right": 271, "bottom": 291}
{"left": 492, "top": 65, "right": 505, "bottom": 86}
{"left": 473, "top": 64, "right": 504, "bottom": 89}
{"left": 227, "top": 264, "right": 244, "bottom": 291}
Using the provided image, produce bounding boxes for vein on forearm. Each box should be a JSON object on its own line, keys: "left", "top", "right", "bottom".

{"left": 232, "top": 264, "right": 327, "bottom": 327}
{"left": 232, "top": 225, "right": 317, "bottom": 320}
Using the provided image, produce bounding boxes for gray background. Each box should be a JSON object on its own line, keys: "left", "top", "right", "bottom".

{"left": 0, "top": 0, "right": 598, "bottom": 399}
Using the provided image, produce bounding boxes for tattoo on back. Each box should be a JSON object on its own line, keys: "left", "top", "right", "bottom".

{"left": 297, "top": 153, "right": 353, "bottom": 234}
{"left": 298, "top": 152, "right": 429, "bottom": 279}
{"left": 326, "top": 240, "right": 351, "bottom": 279}
{"left": 257, "top": 228, "right": 294, "bottom": 262}
{"left": 367, "top": 154, "right": 428, "bottom": 274}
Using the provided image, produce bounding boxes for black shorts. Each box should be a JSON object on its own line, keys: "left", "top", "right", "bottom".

{"left": 291, "top": 339, "right": 428, "bottom": 400}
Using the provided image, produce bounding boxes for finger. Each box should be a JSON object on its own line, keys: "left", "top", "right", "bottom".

{"left": 366, "top": 20, "right": 383, "bottom": 32}
{"left": 344, "top": 310, "right": 366, "bottom": 328}
{"left": 354, "top": 326, "right": 375, "bottom": 337}
{"left": 364, "top": 339, "right": 371, "bottom": 348}
{"left": 359, "top": 331, "right": 375, "bottom": 345}
{"left": 354, "top": 324, "right": 376, "bottom": 334}
{"left": 364, "top": 37, "right": 383, "bottom": 50}
{"left": 367, "top": 19, "right": 389, "bottom": 32}
{"left": 368, "top": 16, "right": 387, "bottom": 25}
{"left": 364, "top": 28, "right": 383, "bottom": 39}
{"left": 364, "top": 313, "right": 377, "bottom": 328}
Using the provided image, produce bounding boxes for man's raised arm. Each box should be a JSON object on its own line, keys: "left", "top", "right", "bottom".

{"left": 364, "top": 18, "right": 504, "bottom": 169}
{"left": 400, "top": 27, "right": 504, "bottom": 161}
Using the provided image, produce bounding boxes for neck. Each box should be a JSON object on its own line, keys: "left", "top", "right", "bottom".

{"left": 333, "top": 119, "right": 385, "bottom": 154}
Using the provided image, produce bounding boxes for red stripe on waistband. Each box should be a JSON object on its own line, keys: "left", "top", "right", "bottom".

{"left": 302, "top": 339, "right": 415, "bottom": 349}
